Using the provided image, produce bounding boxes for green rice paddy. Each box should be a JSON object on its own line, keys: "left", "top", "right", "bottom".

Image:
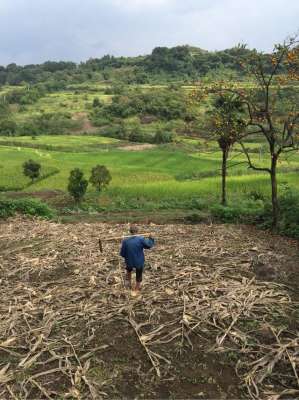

{"left": 0, "top": 135, "right": 298, "bottom": 210}
{"left": 1, "top": 83, "right": 298, "bottom": 212}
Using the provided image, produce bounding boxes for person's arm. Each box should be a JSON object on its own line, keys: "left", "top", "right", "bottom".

{"left": 120, "top": 241, "right": 126, "bottom": 257}
{"left": 142, "top": 236, "right": 155, "bottom": 249}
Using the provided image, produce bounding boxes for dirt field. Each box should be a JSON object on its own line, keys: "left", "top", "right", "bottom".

{"left": 0, "top": 218, "right": 298, "bottom": 399}
{"left": 119, "top": 144, "right": 157, "bottom": 151}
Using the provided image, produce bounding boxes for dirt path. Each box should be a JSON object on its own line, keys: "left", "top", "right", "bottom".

{"left": 72, "top": 112, "right": 99, "bottom": 133}
{"left": 0, "top": 219, "right": 298, "bottom": 399}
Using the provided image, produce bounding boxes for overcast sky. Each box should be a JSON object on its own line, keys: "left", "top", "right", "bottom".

{"left": 0, "top": 0, "right": 298, "bottom": 66}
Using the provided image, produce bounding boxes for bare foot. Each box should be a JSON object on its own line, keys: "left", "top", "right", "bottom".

{"left": 131, "top": 290, "right": 141, "bottom": 298}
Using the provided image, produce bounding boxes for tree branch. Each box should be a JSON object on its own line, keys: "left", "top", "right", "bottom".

{"left": 240, "top": 141, "right": 271, "bottom": 173}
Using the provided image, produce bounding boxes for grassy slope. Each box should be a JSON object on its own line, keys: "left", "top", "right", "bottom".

{"left": 1, "top": 82, "right": 298, "bottom": 211}
{"left": 13, "top": 91, "right": 112, "bottom": 123}
{"left": 0, "top": 138, "right": 298, "bottom": 209}
{"left": 0, "top": 135, "right": 119, "bottom": 147}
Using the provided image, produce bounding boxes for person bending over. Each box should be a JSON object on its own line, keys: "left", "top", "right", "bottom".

{"left": 120, "top": 225, "right": 155, "bottom": 292}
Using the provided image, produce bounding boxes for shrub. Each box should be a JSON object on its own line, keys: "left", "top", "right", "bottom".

{"left": 210, "top": 204, "right": 241, "bottom": 223}
{"left": 279, "top": 189, "right": 299, "bottom": 238}
{"left": 210, "top": 200, "right": 264, "bottom": 223}
{"left": 89, "top": 165, "right": 112, "bottom": 192}
{"left": 260, "top": 187, "right": 299, "bottom": 239}
{"left": 154, "top": 130, "right": 175, "bottom": 144}
{"left": 92, "top": 97, "right": 102, "bottom": 108}
{"left": 0, "top": 198, "right": 54, "bottom": 219}
{"left": 185, "top": 212, "right": 206, "bottom": 224}
{"left": 23, "top": 159, "right": 41, "bottom": 182}
{"left": 0, "top": 119, "right": 17, "bottom": 136}
{"left": 91, "top": 115, "right": 112, "bottom": 127}
{"left": 102, "top": 124, "right": 128, "bottom": 140}
{"left": 92, "top": 88, "right": 193, "bottom": 122}
{"left": 32, "top": 112, "right": 81, "bottom": 135}
{"left": 18, "top": 122, "right": 39, "bottom": 137}
{"left": 189, "top": 198, "right": 207, "bottom": 210}
{"left": 68, "top": 168, "right": 88, "bottom": 203}
{"left": 6, "top": 86, "right": 45, "bottom": 105}
{"left": 129, "top": 130, "right": 145, "bottom": 143}
{"left": 248, "top": 190, "right": 265, "bottom": 201}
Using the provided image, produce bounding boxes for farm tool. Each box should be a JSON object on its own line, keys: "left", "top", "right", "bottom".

{"left": 99, "top": 233, "right": 152, "bottom": 253}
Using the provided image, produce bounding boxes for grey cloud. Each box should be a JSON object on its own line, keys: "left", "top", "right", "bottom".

{"left": 0, "top": 0, "right": 298, "bottom": 65}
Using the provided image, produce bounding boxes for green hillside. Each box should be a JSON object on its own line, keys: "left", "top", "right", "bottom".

{"left": 0, "top": 43, "right": 298, "bottom": 238}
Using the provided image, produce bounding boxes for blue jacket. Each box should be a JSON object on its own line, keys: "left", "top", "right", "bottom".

{"left": 120, "top": 236, "right": 155, "bottom": 269}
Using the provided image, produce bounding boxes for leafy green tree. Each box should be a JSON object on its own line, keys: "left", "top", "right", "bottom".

{"left": 68, "top": 168, "right": 88, "bottom": 203}
{"left": 199, "top": 37, "right": 299, "bottom": 228}
{"left": 89, "top": 165, "right": 112, "bottom": 192}
{"left": 209, "top": 93, "right": 246, "bottom": 205}
{"left": 236, "top": 39, "right": 297, "bottom": 228}
{"left": 22, "top": 159, "right": 41, "bottom": 182}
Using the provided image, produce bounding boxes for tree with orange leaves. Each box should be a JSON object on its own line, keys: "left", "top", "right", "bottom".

{"left": 195, "top": 35, "right": 298, "bottom": 229}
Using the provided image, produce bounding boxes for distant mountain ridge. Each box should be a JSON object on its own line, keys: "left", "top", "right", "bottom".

{"left": 0, "top": 44, "right": 272, "bottom": 86}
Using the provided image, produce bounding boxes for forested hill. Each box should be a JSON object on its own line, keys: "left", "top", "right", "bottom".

{"left": 0, "top": 44, "right": 275, "bottom": 86}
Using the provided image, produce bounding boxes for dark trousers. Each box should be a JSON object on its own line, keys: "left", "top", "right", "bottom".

{"left": 126, "top": 266, "right": 143, "bottom": 282}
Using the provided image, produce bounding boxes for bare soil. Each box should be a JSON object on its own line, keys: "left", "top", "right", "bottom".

{"left": 119, "top": 144, "right": 157, "bottom": 151}
{"left": 72, "top": 112, "right": 99, "bottom": 134}
{"left": 0, "top": 218, "right": 298, "bottom": 399}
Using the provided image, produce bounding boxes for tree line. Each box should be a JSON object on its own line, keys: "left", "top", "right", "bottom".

{"left": 197, "top": 36, "right": 299, "bottom": 229}
{"left": 0, "top": 45, "right": 285, "bottom": 86}
{"left": 23, "top": 160, "right": 111, "bottom": 203}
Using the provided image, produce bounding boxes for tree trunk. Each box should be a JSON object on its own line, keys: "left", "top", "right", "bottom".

{"left": 270, "top": 154, "right": 279, "bottom": 229}
{"left": 221, "top": 148, "right": 229, "bottom": 206}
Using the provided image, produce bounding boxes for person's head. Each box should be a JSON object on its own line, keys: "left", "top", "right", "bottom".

{"left": 129, "top": 225, "right": 138, "bottom": 235}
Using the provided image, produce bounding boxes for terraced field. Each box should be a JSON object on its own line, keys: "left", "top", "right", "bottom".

{"left": 1, "top": 81, "right": 298, "bottom": 216}
{"left": 0, "top": 135, "right": 298, "bottom": 212}
{"left": 0, "top": 135, "right": 120, "bottom": 151}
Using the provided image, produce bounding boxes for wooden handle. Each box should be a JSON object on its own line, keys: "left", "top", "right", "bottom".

{"left": 101, "top": 233, "right": 152, "bottom": 242}
{"left": 99, "top": 233, "right": 153, "bottom": 253}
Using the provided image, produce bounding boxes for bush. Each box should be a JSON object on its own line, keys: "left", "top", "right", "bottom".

{"left": 248, "top": 190, "right": 265, "bottom": 201}
{"left": 23, "top": 159, "right": 41, "bottom": 182}
{"left": 129, "top": 130, "right": 145, "bottom": 143}
{"left": 260, "top": 187, "right": 299, "bottom": 239}
{"left": 210, "top": 200, "right": 264, "bottom": 223}
{"left": 0, "top": 119, "right": 17, "bottom": 136}
{"left": 189, "top": 198, "right": 207, "bottom": 210}
{"left": 89, "top": 165, "right": 112, "bottom": 192}
{"left": 279, "top": 189, "right": 299, "bottom": 238}
{"left": 18, "top": 122, "right": 39, "bottom": 137}
{"left": 6, "top": 86, "right": 45, "bottom": 105}
{"left": 210, "top": 204, "right": 242, "bottom": 222}
{"left": 91, "top": 115, "right": 112, "bottom": 127}
{"left": 154, "top": 130, "right": 175, "bottom": 144}
{"left": 68, "top": 168, "right": 88, "bottom": 203}
{"left": 102, "top": 124, "right": 128, "bottom": 140}
{"left": 92, "top": 97, "right": 102, "bottom": 108}
{"left": 0, "top": 198, "right": 54, "bottom": 219}
{"left": 32, "top": 112, "right": 81, "bottom": 135}
{"left": 92, "top": 88, "right": 194, "bottom": 123}
{"left": 185, "top": 212, "right": 206, "bottom": 224}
